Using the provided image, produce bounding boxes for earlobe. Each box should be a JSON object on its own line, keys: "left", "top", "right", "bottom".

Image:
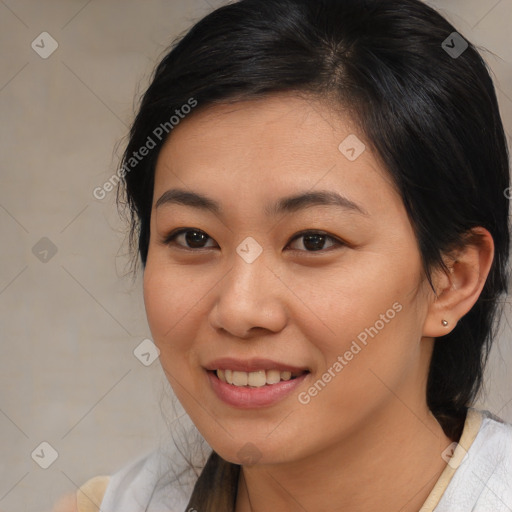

{"left": 422, "top": 227, "right": 494, "bottom": 338}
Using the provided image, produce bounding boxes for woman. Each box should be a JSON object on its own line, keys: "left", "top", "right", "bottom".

{"left": 59, "top": 0, "right": 512, "bottom": 510}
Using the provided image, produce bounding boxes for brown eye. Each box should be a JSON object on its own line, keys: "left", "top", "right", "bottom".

{"left": 287, "top": 231, "right": 342, "bottom": 252}
{"left": 163, "top": 229, "right": 217, "bottom": 249}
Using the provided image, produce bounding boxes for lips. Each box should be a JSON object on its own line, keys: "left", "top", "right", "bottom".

{"left": 205, "top": 357, "right": 310, "bottom": 407}
{"left": 207, "top": 370, "right": 309, "bottom": 408}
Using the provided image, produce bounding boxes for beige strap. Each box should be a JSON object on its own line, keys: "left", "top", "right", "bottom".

{"left": 419, "top": 408, "right": 483, "bottom": 511}
{"left": 76, "top": 476, "right": 110, "bottom": 512}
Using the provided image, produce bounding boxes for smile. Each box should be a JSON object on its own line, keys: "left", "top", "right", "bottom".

{"left": 206, "top": 364, "right": 309, "bottom": 408}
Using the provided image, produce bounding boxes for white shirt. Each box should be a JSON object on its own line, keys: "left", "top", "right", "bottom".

{"left": 96, "top": 409, "right": 512, "bottom": 512}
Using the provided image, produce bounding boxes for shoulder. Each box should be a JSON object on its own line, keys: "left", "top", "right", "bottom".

{"left": 473, "top": 409, "right": 512, "bottom": 471}
{"left": 51, "top": 476, "right": 110, "bottom": 512}
{"left": 77, "top": 476, "right": 111, "bottom": 512}
{"left": 99, "top": 447, "right": 201, "bottom": 512}
{"left": 435, "top": 409, "right": 512, "bottom": 511}
{"left": 53, "top": 447, "right": 201, "bottom": 512}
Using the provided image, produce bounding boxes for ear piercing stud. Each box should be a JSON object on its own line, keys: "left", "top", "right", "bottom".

{"left": 441, "top": 319, "right": 449, "bottom": 327}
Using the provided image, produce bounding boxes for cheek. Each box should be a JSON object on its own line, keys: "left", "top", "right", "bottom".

{"left": 292, "top": 253, "right": 419, "bottom": 358}
{"left": 143, "top": 260, "right": 203, "bottom": 353}
{"left": 143, "top": 261, "right": 208, "bottom": 403}
{"left": 143, "top": 266, "right": 175, "bottom": 342}
{"left": 293, "top": 255, "right": 425, "bottom": 408}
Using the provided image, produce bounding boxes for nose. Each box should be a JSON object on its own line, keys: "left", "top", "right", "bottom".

{"left": 208, "top": 248, "right": 288, "bottom": 339}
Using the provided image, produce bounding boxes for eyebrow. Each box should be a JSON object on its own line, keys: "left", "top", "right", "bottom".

{"left": 155, "top": 188, "right": 368, "bottom": 217}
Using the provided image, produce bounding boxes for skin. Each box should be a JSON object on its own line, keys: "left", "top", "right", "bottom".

{"left": 143, "top": 93, "right": 494, "bottom": 512}
{"left": 51, "top": 493, "right": 77, "bottom": 512}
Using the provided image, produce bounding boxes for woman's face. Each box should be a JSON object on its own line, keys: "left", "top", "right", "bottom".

{"left": 144, "top": 94, "right": 436, "bottom": 465}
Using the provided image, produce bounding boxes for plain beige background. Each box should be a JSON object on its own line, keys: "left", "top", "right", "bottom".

{"left": 0, "top": 1, "right": 511, "bottom": 510}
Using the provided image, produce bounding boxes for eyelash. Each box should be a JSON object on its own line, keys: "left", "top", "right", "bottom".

{"left": 161, "top": 228, "right": 345, "bottom": 253}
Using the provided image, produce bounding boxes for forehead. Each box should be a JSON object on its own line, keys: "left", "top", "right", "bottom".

{"left": 153, "top": 93, "right": 397, "bottom": 216}
{"left": 159, "top": 94, "right": 356, "bottom": 153}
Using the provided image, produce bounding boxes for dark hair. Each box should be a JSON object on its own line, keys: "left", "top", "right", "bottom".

{"left": 118, "top": 0, "right": 510, "bottom": 441}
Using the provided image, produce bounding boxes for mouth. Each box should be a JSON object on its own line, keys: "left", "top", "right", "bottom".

{"left": 205, "top": 359, "right": 310, "bottom": 408}
{"left": 204, "top": 357, "right": 311, "bottom": 409}
{"left": 213, "top": 368, "right": 308, "bottom": 388}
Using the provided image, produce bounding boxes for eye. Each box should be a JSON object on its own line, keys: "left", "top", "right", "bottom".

{"left": 286, "top": 230, "right": 342, "bottom": 252}
{"left": 162, "top": 228, "right": 218, "bottom": 249}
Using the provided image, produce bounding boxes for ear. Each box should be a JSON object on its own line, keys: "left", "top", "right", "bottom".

{"left": 422, "top": 227, "right": 494, "bottom": 338}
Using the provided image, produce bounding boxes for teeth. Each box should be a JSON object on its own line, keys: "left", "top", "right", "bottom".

{"left": 247, "top": 370, "right": 266, "bottom": 387}
{"left": 232, "top": 371, "right": 248, "bottom": 386}
{"left": 217, "top": 369, "right": 303, "bottom": 387}
{"left": 266, "top": 369, "right": 281, "bottom": 384}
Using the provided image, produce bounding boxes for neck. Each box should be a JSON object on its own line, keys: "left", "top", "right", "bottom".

{"left": 235, "top": 401, "right": 455, "bottom": 512}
